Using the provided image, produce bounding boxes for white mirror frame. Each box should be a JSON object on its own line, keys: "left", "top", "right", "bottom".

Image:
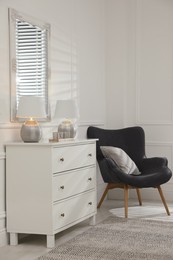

{"left": 9, "top": 8, "right": 51, "bottom": 122}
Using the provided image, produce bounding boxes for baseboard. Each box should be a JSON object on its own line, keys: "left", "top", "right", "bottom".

{"left": 0, "top": 229, "right": 8, "bottom": 247}
{"left": 0, "top": 211, "right": 8, "bottom": 247}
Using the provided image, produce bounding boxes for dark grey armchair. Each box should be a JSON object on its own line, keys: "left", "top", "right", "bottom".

{"left": 87, "top": 126, "right": 172, "bottom": 218}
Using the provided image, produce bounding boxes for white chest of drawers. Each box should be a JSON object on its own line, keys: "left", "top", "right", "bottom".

{"left": 6, "top": 139, "right": 97, "bottom": 248}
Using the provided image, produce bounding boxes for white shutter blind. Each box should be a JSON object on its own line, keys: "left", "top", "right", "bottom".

{"left": 15, "top": 19, "right": 48, "bottom": 111}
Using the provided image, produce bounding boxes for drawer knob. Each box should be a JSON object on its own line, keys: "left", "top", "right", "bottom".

{"left": 88, "top": 202, "right": 92, "bottom": 205}
{"left": 60, "top": 157, "right": 64, "bottom": 162}
{"left": 88, "top": 153, "right": 92, "bottom": 157}
{"left": 60, "top": 186, "right": 65, "bottom": 189}
{"left": 88, "top": 177, "right": 92, "bottom": 181}
{"left": 61, "top": 213, "right": 65, "bottom": 217}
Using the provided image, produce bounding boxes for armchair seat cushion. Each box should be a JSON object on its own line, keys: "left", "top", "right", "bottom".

{"left": 123, "top": 167, "right": 172, "bottom": 188}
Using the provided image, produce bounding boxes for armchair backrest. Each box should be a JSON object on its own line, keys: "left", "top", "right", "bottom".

{"left": 87, "top": 126, "right": 146, "bottom": 168}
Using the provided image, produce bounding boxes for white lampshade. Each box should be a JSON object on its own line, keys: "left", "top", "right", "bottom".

{"left": 54, "top": 99, "right": 79, "bottom": 140}
{"left": 17, "top": 96, "right": 46, "bottom": 119}
{"left": 16, "top": 96, "right": 47, "bottom": 143}
{"left": 54, "top": 99, "right": 79, "bottom": 120}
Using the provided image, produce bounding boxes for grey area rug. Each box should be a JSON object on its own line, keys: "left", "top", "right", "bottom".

{"left": 37, "top": 216, "right": 173, "bottom": 260}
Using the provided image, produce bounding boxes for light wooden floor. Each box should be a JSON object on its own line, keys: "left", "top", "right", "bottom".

{"left": 0, "top": 199, "right": 173, "bottom": 260}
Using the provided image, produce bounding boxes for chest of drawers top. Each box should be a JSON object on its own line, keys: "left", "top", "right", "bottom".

{"left": 5, "top": 139, "right": 97, "bottom": 147}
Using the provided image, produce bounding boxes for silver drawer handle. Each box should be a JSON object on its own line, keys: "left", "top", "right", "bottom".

{"left": 88, "top": 202, "right": 92, "bottom": 205}
{"left": 60, "top": 157, "right": 64, "bottom": 162}
{"left": 60, "top": 186, "right": 64, "bottom": 189}
{"left": 88, "top": 153, "right": 92, "bottom": 157}
{"left": 61, "top": 213, "right": 65, "bottom": 217}
{"left": 88, "top": 177, "right": 92, "bottom": 181}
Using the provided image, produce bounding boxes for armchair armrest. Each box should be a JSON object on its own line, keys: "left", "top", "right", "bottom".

{"left": 99, "top": 158, "right": 123, "bottom": 183}
{"left": 140, "top": 157, "right": 168, "bottom": 171}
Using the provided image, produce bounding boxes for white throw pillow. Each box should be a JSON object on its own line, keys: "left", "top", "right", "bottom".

{"left": 100, "top": 146, "right": 141, "bottom": 175}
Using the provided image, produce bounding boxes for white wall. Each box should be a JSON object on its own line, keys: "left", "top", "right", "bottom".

{"left": 0, "top": 0, "right": 106, "bottom": 246}
{"left": 105, "top": 0, "right": 129, "bottom": 128}
{"left": 106, "top": 0, "right": 173, "bottom": 202}
{"left": 1, "top": 0, "right": 173, "bottom": 247}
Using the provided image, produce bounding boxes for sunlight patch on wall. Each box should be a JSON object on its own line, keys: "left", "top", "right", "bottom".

{"left": 50, "top": 24, "right": 79, "bottom": 118}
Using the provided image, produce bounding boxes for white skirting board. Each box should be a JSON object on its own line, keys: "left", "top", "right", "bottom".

{"left": 0, "top": 211, "right": 8, "bottom": 246}
{"left": 0, "top": 229, "right": 8, "bottom": 247}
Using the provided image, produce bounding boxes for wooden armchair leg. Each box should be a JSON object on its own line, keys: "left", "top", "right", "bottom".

{"left": 157, "top": 186, "right": 170, "bottom": 216}
{"left": 124, "top": 185, "right": 129, "bottom": 218}
{"left": 97, "top": 184, "right": 109, "bottom": 208}
{"left": 136, "top": 188, "right": 142, "bottom": 206}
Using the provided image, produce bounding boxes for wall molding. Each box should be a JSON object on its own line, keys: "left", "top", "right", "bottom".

{"left": 0, "top": 121, "right": 105, "bottom": 130}
{"left": 78, "top": 121, "right": 104, "bottom": 127}
{"left": 146, "top": 142, "right": 173, "bottom": 170}
{"left": 0, "top": 153, "right": 5, "bottom": 160}
{"left": 0, "top": 211, "right": 6, "bottom": 219}
{"left": 0, "top": 122, "right": 21, "bottom": 129}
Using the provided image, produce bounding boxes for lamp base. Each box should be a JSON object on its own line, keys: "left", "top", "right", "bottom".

{"left": 58, "top": 120, "right": 76, "bottom": 139}
{"left": 21, "top": 120, "right": 41, "bottom": 143}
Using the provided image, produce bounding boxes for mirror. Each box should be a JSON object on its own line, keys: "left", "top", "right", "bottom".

{"left": 9, "top": 8, "right": 50, "bottom": 122}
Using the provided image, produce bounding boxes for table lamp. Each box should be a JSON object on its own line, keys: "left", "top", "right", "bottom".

{"left": 16, "top": 96, "right": 46, "bottom": 142}
{"left": 54, "top": 99, "right": 79, "bottom": 139}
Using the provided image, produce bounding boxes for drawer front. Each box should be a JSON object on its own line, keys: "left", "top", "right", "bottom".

{"left": 52, "top": 144, "right": 96, "bottom": 173}
{"left": 53, "top": 191, "right": 96, "bottom": 230}
{"left": 53, "top": 167, "right": 96, "bottom": 202}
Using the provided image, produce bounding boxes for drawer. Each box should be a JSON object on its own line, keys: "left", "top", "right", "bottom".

{"left": 52, "top": 144, "right": 96, "bottom": 173}
{"left": 53, "top": 167, "right": 96, "bottom": 202}
{"left": 53, "top": 191, "right": 96, "bottom": 231}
